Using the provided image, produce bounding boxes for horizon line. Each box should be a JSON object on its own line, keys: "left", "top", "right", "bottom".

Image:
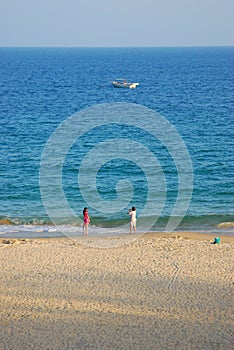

{"left": 0, "top": 44, "right": 233, "bottom": 49}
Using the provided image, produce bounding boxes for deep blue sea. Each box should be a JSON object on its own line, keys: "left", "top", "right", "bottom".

{"left": 0, "top": 47, "right": 233, "bottom": 238}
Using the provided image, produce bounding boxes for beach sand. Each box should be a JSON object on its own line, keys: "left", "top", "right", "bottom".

{"left": 0, "top": 232, "right": 233, "bottom": 350}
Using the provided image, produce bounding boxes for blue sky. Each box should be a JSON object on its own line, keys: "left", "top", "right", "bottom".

{"left": 0, "top": 0, "right": 233, "bottom": 47}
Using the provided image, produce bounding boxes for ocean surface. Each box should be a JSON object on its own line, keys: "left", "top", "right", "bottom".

{"left": 0, "top": 47, "right": 233, "bottom": 238}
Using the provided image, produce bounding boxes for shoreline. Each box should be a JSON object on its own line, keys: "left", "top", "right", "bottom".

{"left": 148, "top": 231, "right": 234, "bottom": 243}
{"left": 1, "top": 230, "right": 234, "bottom": 244}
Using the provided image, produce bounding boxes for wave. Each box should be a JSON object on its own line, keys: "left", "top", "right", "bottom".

{"left": 0, "top": 218, "right": 13, "bottom": 225}
{"left": 0, "top": 214, "right": 233, "bottom": 232}
{"left": 0, "top": 217, "right": 54, "bottom": 226}
{"left": 217, "top": 222, "right": 234, "bottom": 229}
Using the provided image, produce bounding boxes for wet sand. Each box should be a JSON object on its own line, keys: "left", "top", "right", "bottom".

{"left": 0, "top": 232, "right": 233, "bottom": 349}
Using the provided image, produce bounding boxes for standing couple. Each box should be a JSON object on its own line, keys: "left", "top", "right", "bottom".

{"left": 82, "top": 206, "right": 137, "bottom": 236}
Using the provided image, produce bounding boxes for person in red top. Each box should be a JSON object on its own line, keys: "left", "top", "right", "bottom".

{"left": 83, "top": 207, "right": 90, "bottom": 236}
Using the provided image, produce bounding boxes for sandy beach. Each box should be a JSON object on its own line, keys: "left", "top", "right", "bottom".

{"left": 0, "top": 232, "right": 233, "bottom": 350}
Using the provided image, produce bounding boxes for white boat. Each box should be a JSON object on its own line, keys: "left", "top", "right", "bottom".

{"left": 112, "top": 79, "right": 139, "bottom": 89}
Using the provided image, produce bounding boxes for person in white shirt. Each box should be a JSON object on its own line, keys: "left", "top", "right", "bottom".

{"left": 128, "top": 206, "right": 137, "bottom": 234}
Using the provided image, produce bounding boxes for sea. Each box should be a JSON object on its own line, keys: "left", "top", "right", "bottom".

{"left": 0, "top": 46, "right": 233, "bottom": 238}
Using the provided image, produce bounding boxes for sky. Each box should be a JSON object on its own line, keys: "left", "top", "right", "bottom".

{"left": 0, "top": 0, "right": 233, "bottom": 47}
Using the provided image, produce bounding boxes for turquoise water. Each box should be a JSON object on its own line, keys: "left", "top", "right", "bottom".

{"left": 0, "top": 47, "right": 233, "bottom": 237}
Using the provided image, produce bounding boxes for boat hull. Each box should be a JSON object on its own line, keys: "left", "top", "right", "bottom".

{"left": 112, "top": 81, "right": 139, "bottom": 89}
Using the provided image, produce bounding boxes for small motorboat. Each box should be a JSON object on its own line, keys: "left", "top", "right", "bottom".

{"left": 112, "top": 79, "right": 139, "bottom": 89}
